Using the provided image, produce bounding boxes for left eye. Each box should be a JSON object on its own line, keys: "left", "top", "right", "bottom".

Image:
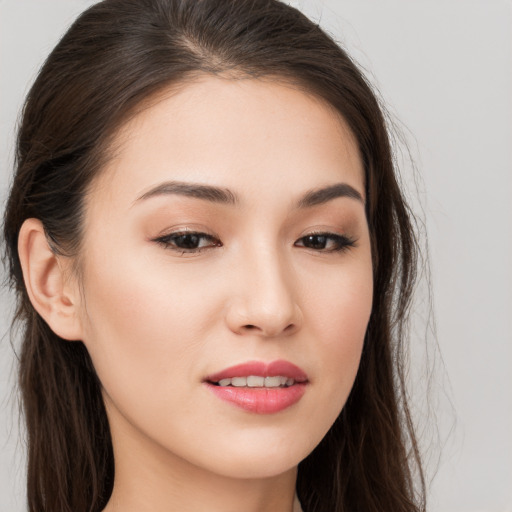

{"left": 154, "top": 232, "right": 221, "bottom": 252}
{"left": 295, "top": 233, "right": 355, "bottom": 252}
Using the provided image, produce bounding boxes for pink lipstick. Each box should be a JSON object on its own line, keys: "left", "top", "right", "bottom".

{"left": 204, "top": 360, "right": 308, "bottom": 414}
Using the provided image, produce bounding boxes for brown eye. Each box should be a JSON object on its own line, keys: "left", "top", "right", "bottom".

{"left": 173, "top": 233, "right": 203, "bottom": 249}
{"left": 302, "top": 234, "right": 329, "bottom": 250}
{"left": 154, "top": 232, "right": 221, "bottom": 253}
{"left": 295, "top": 233, "right": 355, "bottom": 252}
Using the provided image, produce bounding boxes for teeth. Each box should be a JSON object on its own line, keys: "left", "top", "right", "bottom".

{"left": 215, "top": 376, "right": 296, "bottom": 388}
{"left": 247, "top": 376, "right": 264, "bottom": 387}
{"left": 264, "top": 376, "right": 281, "bottom": 387}
{"left": 231, "top": 377, "right": 247, "bottom": 387}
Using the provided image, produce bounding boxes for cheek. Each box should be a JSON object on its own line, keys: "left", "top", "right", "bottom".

{"left": 302, "top": 256, "right": 372, "bottom": 414}
{"left": 78, "top": 247, "right": 217, "bottom": 408}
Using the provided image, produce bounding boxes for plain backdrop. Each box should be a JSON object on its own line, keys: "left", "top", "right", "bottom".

{"left": 1, "top": 1, "right": 511, "bottom": 511}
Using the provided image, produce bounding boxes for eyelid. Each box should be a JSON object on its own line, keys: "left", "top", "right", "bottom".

{"left": 294, "top": 230, "right": 357, "bottom": 252}
{"left": 152, "top": 229, "right": 222, "bottom": 254}
{"left": 150, "top": 225, "right": 356, "bottom": 255}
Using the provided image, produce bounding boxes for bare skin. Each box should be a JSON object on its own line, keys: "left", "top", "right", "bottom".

{"left": 18, "top": 75, "right": 373, "bottom": 512}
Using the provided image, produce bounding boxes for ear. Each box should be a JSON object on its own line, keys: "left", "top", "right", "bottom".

{"left": 18, "top": 218, "right": 83, "bottom": 341}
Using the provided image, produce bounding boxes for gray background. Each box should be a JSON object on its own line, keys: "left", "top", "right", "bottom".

{"left": 1, "top": 1, "right": 511, "bottom": 511}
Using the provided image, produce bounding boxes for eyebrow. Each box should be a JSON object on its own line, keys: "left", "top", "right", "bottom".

{"left": 296, "top": 183, "right": 364, "bottom": 208}
{"left": 135, "top": 180, "right": 364, "bottom": 208}
{"left": 136, "top": 181, "right": 238, "bottom": 205}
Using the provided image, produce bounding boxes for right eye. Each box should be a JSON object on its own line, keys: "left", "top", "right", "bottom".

{"left": 153, "top": 232, "right": 222, "bottom": 253}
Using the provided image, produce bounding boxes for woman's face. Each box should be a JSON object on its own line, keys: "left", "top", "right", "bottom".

{"left": 77, "top": 75, "right": 373, "bottom": 479}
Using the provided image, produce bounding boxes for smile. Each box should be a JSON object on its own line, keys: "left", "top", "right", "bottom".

{"left": 204, "top": 360, "right": 308, "bottom": 414}
{"left": 213, "top": 376, "right": 296, "bottom": 387}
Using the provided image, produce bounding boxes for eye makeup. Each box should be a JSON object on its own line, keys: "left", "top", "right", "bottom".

{"left": 153, "top": 231, "right": 222, "bottom": 253}
{"left": 151, "top": 227, "right": 357, "bottom": 256}
{"left": 294, "top": 232, "right": 356, "bottom": 253}
{"left": 142, "top": 196, "right": 364, "bottom": 257}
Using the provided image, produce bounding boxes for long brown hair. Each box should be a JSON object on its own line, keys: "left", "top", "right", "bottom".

{"left": 3, "top": 0, "right": 425, "bottom": 510}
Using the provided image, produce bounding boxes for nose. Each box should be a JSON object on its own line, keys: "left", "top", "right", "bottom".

{"left": 225, "top": 249, "right": 302, "bottom": 338}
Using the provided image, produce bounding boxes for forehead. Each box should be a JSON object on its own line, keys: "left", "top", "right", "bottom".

{"left": 89, "top": 75, "right": 364, "bottom": 210}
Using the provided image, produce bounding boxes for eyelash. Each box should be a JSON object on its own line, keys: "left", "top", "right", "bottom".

{"left": 154, "top": 232, "right": 221, "bottom": 254}
{"left": 294, "top": 232, "right": 356, "bottom": 253}
{"left": 153, "top": 231, "right": 356, "bottom": 254}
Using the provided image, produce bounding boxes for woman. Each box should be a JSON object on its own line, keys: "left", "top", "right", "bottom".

{"left": 2, "top": 0, "right": 425, "bottom": 511}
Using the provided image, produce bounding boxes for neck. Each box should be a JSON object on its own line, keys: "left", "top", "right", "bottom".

{"left": 102, "top": 404, "right": 298, "bottom": 512}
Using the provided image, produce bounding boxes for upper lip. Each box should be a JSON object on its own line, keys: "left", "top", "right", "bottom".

{"left": 205, "top": 359, "right": 308, "bottom": 383}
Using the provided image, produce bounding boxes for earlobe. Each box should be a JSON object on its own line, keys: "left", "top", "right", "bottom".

{"left": 18, "top": 218, "right": 83, "bottom": 341}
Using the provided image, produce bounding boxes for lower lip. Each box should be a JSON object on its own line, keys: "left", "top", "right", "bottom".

{"left": 205, "top": 382, "right": 307, "bottom": 414}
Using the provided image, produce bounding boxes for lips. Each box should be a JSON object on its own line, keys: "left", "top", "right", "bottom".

{"left": 206, "top": 360, "right": 308, "bottom": 383}
{"left": 204, "top": 360, "right": 308, "bottom": 414}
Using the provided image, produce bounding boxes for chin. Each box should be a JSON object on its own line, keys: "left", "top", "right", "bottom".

{"left": 203, "top": 453, "right": 301, "bottom": 480}
{"left": 188, "top": 429, "right": 319, "bottom": 480}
